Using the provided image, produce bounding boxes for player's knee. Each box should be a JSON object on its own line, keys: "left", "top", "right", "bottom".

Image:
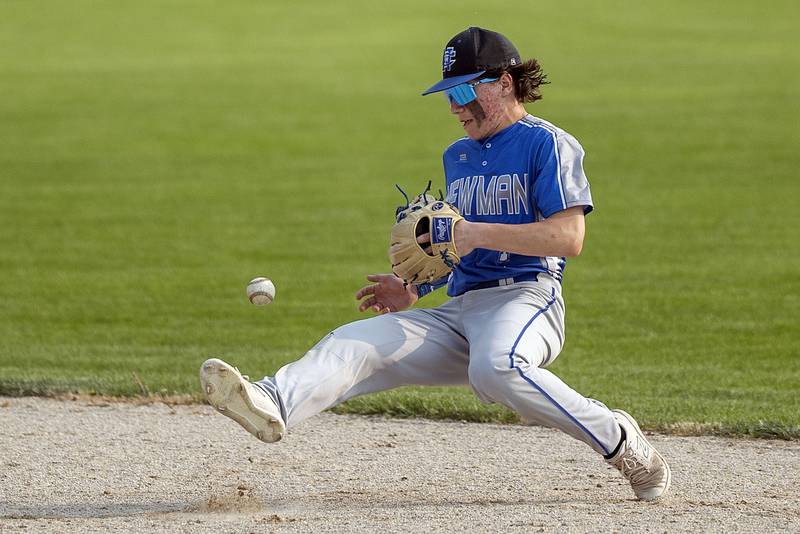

{"left": 468, "top": 345, "right": 552, "bottom": 398}
{"left": 467, "top": 352, "right": 516, "bottom": 399}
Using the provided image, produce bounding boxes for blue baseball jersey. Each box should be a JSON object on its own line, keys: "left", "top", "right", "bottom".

{"left": 440, "top": 114, "right": 593, "bottom": 297}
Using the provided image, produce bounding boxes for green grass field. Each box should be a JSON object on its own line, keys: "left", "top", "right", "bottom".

{"left": 1, "top": 1, "right": 798, "bottom": 437}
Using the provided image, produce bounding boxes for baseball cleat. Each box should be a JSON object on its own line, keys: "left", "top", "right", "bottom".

{"left": 607, "top": 409, "right": 671, "bottom": 501}
{"left": 199, "top": 358, "right": 285, "bottom": 443}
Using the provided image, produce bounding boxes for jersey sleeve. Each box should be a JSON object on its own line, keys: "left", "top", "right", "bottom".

{"left": 415, "top": 274, "right": 449, "bottom": 298}
{"left": 532, "top": 130, "right": 593, "bottom": 218}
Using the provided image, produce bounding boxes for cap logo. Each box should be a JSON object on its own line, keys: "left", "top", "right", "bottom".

{"left": 510, "top": 58, "right": 517, "bottom": 65}
{"left": 442, "top": 46, "right": 457, "bottom": 72}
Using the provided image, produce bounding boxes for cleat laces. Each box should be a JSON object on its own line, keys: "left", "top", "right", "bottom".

{"left": 612, "top": 435, "right": 662, "bottom": 489}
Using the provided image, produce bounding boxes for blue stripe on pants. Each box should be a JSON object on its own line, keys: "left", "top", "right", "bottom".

{"left": 507, "top": 288, "right": 610, "bottom": 456}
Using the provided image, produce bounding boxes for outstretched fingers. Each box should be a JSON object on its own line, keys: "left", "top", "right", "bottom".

{"left": 358, "top": 296, "right": 378, "bottom": 312}
{"left": 357, "top": 274, "right": 405, "bottom": 313}
{"left": 358, "top": 297, "right": 393, "bottom": 314}
{"left": 355, "top": 284, "right": 377, "bottom": 300}
{"left": 417, "top": 233, "right": 433, "bottom": 254}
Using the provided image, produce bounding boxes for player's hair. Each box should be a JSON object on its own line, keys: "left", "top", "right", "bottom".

{"left": 486, "top": 59, "right": 549, "bottom": 103}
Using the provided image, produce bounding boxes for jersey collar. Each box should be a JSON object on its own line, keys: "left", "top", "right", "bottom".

{"left": 469, "top": 118, "right": 525, "bottom": 148}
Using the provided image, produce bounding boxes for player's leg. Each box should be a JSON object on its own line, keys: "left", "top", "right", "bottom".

{"left": 462, "top": 278, "right": 670, "bottom": 499}
{"left": 264, "top": 303, "right": 469, "bottom": 428}
{"left": 202, "top": 298, "right": 469, "bottom": 434}
{"left": 462, "top": 279, "right": 621, "bottom": 455}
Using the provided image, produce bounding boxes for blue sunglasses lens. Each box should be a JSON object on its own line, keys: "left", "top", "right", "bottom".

{"left": 444, "top": 78, "right": 499, "bottom": 106}
{"left": 445, "top": 84, "right": 477, "bottom": 105}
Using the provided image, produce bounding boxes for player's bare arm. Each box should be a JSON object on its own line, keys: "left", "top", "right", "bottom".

{"left": 454, "top": 206, "right": 586, "bottom": 257}
{"left": 355, "top": 273, "right": 418, "bottom": 314}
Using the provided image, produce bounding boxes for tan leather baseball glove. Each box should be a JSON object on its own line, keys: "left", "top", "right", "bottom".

{"left": 389, "top": 191, "right": 464, "bottom": 285}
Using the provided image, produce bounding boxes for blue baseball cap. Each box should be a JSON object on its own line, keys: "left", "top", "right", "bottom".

{"left": 422, "top": 27, "right": 522, "bottom": 96}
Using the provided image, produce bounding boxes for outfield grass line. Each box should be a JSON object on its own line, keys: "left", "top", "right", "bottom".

{"left": 651, "top": 422, "right": 800, "bottom": 441}
{"left": 2, "top": 383, "right": 796, "bottom": 440}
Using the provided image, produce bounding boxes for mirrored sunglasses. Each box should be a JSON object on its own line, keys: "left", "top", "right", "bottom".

{"left": 444, "top": 78, "right": 499, "bottom": 106}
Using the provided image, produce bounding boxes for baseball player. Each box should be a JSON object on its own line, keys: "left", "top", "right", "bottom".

{"left": 201, "top": 27, "right": 671, "bottom": 501}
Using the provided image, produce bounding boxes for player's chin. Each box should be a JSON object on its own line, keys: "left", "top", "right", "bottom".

{"left": 461, "top": 119, "right": 483, "bottom": 141}
{"left": 461, "top": 119, "right": 482, "bottom": 139}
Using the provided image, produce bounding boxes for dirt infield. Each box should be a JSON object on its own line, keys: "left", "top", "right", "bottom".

{"left": 1, "top": 397, "right": 798, "bottom": 533}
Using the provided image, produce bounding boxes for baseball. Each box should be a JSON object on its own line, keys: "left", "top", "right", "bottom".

{"left": 246, "top": 277, "right": 275, "bottom": 306}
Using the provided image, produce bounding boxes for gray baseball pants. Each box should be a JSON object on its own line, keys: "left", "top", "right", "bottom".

{"left": 258, "top": 276, "right": 621, "bottom": 456}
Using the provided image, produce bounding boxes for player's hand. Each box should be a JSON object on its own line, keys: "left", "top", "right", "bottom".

{"left": 417, "top": 219, "right": 478, "bottom": 257}
{"left": 416, "top": 233, "right": 433, "bottom": 254}
{"left": 356, "top": 274, "right": 418, "bottom": 314}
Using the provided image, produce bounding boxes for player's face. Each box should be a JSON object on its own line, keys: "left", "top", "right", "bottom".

{"left": 448, "top": 76, "right": 509, "bottom": 141}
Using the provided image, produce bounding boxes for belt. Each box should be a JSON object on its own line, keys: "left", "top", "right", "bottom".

{"left": 468, "top": 272, "right": 539, "bottom": 292}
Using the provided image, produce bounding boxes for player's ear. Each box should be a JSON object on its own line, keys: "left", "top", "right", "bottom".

{"left": 500, "top": 72, "right": 515, "bottom": 96}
